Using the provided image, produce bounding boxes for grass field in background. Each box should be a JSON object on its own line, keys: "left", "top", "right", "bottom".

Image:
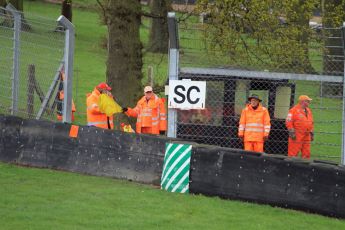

{"left": 1, "top": 162, "right": 345, "bottom": 230}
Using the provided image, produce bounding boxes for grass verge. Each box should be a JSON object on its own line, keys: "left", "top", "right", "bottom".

{"left": 1, "top": 162, "right": 345, "bottom": 229}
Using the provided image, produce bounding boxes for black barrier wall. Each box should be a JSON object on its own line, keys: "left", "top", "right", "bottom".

{"left": 189, "top": 145, "right": 345, "bottom": 218}
{"left": 0, "top": 115, "right": 167, "bottom": 185}
{"left": 1, "top": 114, "right": 345, "bottom": 218}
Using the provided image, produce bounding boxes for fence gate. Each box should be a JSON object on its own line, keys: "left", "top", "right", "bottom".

{"left": 0, "top": 4, "right": 74, "bottom": 123}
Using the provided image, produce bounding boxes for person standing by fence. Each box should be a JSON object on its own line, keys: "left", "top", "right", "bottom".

{"left": 122, "top": 86, "right": 167, "bottom": 135}
{"left": 238, "top": 94, "right": 271, "bottom": 152}
{"left": 56, "top": 70, "right": 76, "bottom": 121}
{"left": 286, "top": 95, "right": 314, "bottom": 159}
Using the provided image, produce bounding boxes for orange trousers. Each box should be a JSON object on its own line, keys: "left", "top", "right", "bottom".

{"left": 141, "top": 127, "right": 153, "bottom": 134}
{"left": 288, "top": 133, "right": 311, "bottom": 159}
{"left": 244, "top": 142, "right": 264, "bottom": 152}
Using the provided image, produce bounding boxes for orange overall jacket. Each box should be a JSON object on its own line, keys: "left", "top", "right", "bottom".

{"left": 286, "top": 104, "right": 314, "bottom": 158}
{"left": 238, "top": 104, "right": 271, "bottom": 142}
{"left": 286, "top": 104, "right": 313, "bottom": 135}
{"left": 126, "top": 94, "right": 167, "bottom": 134}
{"left": 86, "top": 88, "right": 114, "bottom": 129}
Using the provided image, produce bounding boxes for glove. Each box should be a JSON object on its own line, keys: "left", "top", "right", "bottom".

{"left": 159, "top": 131, "right": 166, "bottom": 135}
{"left": 310, "top": 132, "right": 314, "bottom": 142}
{"left": 288, "top": 129, "right": 296, "bottom": 140}
{"left": 122, "top": 107, "right": 128, "bottom": 113}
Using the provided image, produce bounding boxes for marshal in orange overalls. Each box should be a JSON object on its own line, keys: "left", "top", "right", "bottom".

{"left": 238, "top": 101, "right": 271, "bottom": 152}
{"left": 125, "top": 86, "right": 167, "bottom": 135}
{"left": 56, "top": 71, "right": 76, "bottom": 121}
{"left": 286, "top": 97, "right": 314, "bottom": 159}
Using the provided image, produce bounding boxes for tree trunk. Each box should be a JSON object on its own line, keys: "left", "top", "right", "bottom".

{"left": 8, "top": 0, "right": 23, "bottom": 11}
{"left": 147, "top": 0, "right": 171, "bottom": 53}
{"left": 27, "top": 64, "right": 35, "bottom": 119}
{"left": 61, "top": 0, "right": 72, "bottom": 22}
{"left": 104, "top": 0, "right": 143, "bottom": 127}
{"left": 0, "top": 0, "right": 6, "bottom": 7}
{"left": 322, "top": 0, "right": 345, "bottom": 96}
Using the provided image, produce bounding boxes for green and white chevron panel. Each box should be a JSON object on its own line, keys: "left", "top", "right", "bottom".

{"left": 161, "top": 143, "right": 192, "bottom": 193}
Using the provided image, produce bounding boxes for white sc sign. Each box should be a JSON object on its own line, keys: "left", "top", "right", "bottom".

{"left": 168, "top": 80, "right": 206, "bottom": 110}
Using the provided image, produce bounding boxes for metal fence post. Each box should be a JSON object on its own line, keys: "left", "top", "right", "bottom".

{"left": 57, "top": 15, "right": 74, "bottom": 123}
{"left": 6, "top": 4, "right": 21, "bottom": 115}
{"left": 341, "top": 22, "right": 345, "bottom": 165}
{"left": 167, "top": 12, "right": 179, "bottom": 138}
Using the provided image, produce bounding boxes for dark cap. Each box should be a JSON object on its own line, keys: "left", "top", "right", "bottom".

{"left": 248, "top": 94, "right": 262, "bottom": 102}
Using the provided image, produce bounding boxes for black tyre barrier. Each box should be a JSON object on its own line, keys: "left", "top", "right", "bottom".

{"left": 0, "top": 115, "right": 167, "bottom": 185}
{"left": 0, "top": 114, "right": 344, "bottom": 218}
{"left": 0, "top": 115, "right": 22, "bottom": 162}
{"left": 189, "top": 145, "right": 345, "bottom": 218}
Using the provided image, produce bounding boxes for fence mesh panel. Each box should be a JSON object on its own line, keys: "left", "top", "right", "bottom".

{"left": 174, "top": 18, "right": 344, "bottom": 163}
{"left": 0, "top": 9, "right": 14, "bottom": 114}
{"left": 0, "top": 7, "right": 65, "bottom": 121}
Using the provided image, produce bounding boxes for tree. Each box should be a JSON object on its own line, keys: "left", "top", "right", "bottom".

{"left": 0, "top": 0, "right": 6, "bottom": 7}
{"left": 196, "top": 0, "right": 318, "bottom": 73}
{"left": 7, "top": 0, "right": 23, "bottom": 11}
{"left": 147, "top": 0, "right": 171, "bottom": 53}
{"left": 61, "top": 0, "right": 72, "bottom": 22}
{"left": 99, "top": 0, "right": 143, "bottom": 126}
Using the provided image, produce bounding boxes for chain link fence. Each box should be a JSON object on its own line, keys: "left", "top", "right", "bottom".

{"left": 0, "top": 6, "right": 69, "bottom": 122}
{"left": 168, "top": 14, "right": 345, "bottom": 164}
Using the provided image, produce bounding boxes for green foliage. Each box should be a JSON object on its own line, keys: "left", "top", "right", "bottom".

{"left": 195, "top": 0, "right": 320, "bottom": 73}
{"left": 1, "top": 162, "right": 345, "bottom": 229}
{"left": 323, "top": 0, "right": 345, "bottom": 26}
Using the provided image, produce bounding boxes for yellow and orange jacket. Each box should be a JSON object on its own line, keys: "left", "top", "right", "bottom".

{"left": 125, "top": 94, "right": 167, "bottom": 134}
{"left": 286, "top": 104, "right": 313, "bottom": 135}
{"left": 86, "top": 88, "right": 114, "bottom": 129}
{"left": 238, "top": 104, "right": 271, "bottom": 142}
